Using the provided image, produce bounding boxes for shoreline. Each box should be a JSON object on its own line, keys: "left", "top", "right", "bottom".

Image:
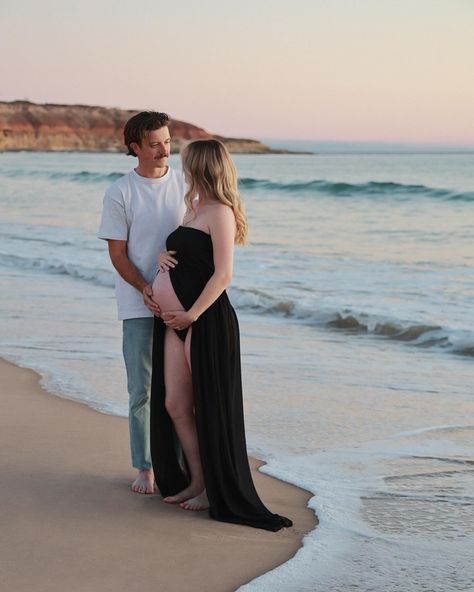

{"left": 0, "top": 357, "right": 317, "bottom": 592}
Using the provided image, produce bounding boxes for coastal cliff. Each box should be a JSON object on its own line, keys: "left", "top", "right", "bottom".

{"left": 0, "top": 101, "right": 278, "bottom": 154}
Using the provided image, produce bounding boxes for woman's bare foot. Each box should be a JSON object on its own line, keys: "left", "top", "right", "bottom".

{"left": 131, "top": 469, "right": 156, "bottom": 494}
{"left": 180, "top": 490, "right": 209, "bottom": 511}
{"left": 163, "top": 483, "right": 204, "bottom": 505}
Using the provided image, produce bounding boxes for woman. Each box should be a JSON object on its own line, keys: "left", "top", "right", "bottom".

{"left": 150, "top": 139, "right": 292, "bottom": 531}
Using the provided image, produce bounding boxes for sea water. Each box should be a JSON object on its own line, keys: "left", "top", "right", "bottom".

{"left": 0, "top": 150, "right": 473, "bottom": 591}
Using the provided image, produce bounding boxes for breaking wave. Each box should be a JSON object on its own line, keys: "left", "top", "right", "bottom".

{"left": 0, "top": 253, "right": 114, "bottom": 287}
{"left": 0, "top": 168, "right": 125, "bottom": 184}
{"left": 1, "top": 166, "right": 473, "bottom": 201}
{"left": 228, "top": 287, "right": 474, "bottom": 358}
{"left": 2, "top": 253, "right": 473, "bottom": 359}
{"left": 239, "top": 178, "right": 474, "bottom": 201}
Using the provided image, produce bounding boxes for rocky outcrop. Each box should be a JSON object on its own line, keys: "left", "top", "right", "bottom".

{"left": 0, "top": 101, "right": 280, "bottom": 154}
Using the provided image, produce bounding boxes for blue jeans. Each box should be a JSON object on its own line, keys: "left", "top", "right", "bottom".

{"left": 122, "top": 317, "right": 154, "bottom": 470}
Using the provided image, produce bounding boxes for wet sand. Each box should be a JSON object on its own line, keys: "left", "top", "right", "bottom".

{"left": 0, "top": 358, "right": 316, "bottom": 592}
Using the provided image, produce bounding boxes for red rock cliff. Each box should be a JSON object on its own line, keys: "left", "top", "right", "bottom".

{"left": 0, "top": 101, "right": 275, "bottom": 154}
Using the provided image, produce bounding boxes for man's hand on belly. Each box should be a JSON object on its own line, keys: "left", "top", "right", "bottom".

{"left": 143, "top": 284, "right": 161, "bottom": 316}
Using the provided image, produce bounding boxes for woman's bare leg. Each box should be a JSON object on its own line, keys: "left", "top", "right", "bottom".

{"left": 162, "top": 327, "right": 209, "bottom": 510}
{"left": 179, "top": 327, "right": 209, "bottom": 511}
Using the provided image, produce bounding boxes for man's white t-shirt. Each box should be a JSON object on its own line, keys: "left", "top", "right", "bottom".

{"left": 98, "top": 167, "right": 186, "bottom": 320}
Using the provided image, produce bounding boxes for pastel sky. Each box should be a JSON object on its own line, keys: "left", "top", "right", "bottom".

{"left": 1, "top": 0, "right": 473, "bottom": 143}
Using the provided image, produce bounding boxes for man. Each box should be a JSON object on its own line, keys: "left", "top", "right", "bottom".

{"left": 98, "top": 112, "right": 186, "bottom": 493}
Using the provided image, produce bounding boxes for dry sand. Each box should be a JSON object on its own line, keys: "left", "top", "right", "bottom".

{"left": 0, "top": 358, "right": 316, "bottom": 592}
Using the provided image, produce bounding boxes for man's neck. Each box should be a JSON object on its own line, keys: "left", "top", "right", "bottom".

{"left": 134, "top": 164, "right": 169, "bottom": 179}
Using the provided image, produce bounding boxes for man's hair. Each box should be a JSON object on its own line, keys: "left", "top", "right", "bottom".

{"left": 124, "top": 111, "right": 170, "bottom": 156}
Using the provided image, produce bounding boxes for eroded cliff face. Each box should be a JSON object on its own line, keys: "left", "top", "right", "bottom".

{"left": 0, "top": 101, "right": 273, "bottom": 153}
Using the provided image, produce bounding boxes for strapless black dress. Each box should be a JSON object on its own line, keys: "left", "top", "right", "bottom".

{"left": 150, "top": 225, "right": 292, "bottom": 532}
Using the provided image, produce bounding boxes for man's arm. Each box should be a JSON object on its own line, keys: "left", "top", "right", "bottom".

{"left": 107, "top": 240, "right": 161, "bottom": 316}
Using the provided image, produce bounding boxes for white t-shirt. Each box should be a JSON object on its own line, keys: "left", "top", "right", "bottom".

{"left": 98, "top": 167, "right": 186, "bottom": 320}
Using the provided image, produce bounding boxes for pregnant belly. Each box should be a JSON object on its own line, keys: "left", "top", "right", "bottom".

{"left": 152, "top": 271, "right": 184, "bottom": 313}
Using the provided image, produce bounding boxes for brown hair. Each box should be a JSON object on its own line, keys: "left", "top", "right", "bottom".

{"left": 181, "top": 139, "right": 248, "bottom": 245}
{"left": 123, "top": 111, "right": 170, "bottom": 156}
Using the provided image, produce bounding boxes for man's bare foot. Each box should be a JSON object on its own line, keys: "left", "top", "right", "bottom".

{"left": 163, "top": 483, "right": 204, "bottom": 505}
{"left": 180, "top": 490, "right": 209, "bottom": 511}
{"left": 131, "top": 469, "right": 156, "bottom": 494}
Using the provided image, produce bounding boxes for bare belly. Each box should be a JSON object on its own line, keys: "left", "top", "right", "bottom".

{"left": 152, "top": 271, "right": 184, "bottom": 313}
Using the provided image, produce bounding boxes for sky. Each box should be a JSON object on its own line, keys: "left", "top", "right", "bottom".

{"left": 1, "top": 0, "right": 473, "bottom": 144}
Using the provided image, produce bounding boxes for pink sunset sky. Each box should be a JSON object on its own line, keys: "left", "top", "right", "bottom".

{"left": 1, "top": 0, "right": 473, "bottom": 144}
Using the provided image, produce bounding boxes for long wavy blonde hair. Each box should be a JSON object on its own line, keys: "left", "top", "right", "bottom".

{"left": 181, "top": 139, "right": 248, "bottom": 245}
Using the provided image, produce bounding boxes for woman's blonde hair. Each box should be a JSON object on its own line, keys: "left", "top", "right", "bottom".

{"left": 181, "top": 139, "right": 248, "bottom": 245}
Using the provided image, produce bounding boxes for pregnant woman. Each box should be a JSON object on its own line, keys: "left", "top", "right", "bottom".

{"left": 150, "top": 139, "right": 292, "bottom": 531}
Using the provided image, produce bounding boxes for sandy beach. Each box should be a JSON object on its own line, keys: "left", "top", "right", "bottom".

{"left": 0, "top": 357, "right": 316, "bottom": 592}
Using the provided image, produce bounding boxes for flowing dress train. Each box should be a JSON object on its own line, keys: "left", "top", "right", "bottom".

{"left": 150, "top": 225, "right": 292, "bottom": 531}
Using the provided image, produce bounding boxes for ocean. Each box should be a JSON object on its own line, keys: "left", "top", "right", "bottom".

{"left": 0, "top": 149, "right": 473, "bottom": 591}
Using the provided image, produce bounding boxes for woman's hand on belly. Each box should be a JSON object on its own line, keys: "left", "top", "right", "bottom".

{"left": 162, "top": 310, "right": 197, "bottom": 331}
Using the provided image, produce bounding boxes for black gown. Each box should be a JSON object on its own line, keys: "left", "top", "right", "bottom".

{"left": 150, "top": 225, "right": 292, "bottom": 532}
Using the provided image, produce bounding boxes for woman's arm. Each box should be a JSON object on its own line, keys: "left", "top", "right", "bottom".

{"left": 162, "top": 206, "right": 235, "bottom": 329}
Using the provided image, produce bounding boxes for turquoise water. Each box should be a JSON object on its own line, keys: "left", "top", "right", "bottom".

{"left": 0, "top": 151, "right": 473, "bottom": 591}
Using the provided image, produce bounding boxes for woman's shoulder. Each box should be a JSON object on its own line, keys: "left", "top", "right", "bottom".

{"left": 206, "top": 201, "right": 233, "bottom": 215}
{"left": 207, "top": 202, "right": 234, "bottom": 223}
{"left": 207, "top": 203, "right": 236, "bottom": 237}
